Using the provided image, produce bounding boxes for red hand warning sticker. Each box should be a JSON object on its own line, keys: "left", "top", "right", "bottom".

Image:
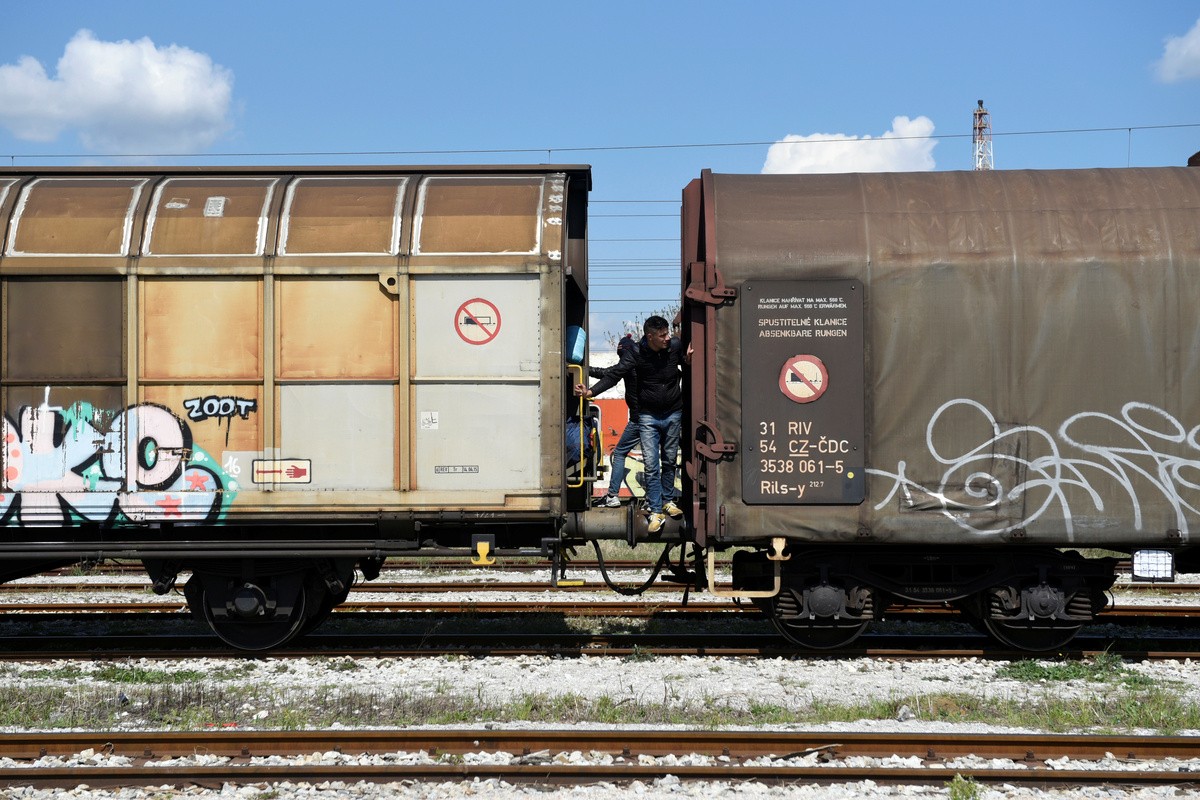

{"left": 455, "top": 298, "right": 502, "bottom": 345}
{"left": 778, "top": 354, "right": 828, "bottom": 404}
{"left": 252, "top": 459, "right": 312, "bottom": 484}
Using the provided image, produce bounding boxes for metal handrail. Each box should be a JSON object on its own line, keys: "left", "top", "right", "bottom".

{"left": 568, "top": 365, "right": 586, "bottom": 489}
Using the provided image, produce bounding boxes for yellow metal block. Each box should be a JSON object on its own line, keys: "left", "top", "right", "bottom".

{"left": 470, "top": 540, "right": 496, "bottom": 567}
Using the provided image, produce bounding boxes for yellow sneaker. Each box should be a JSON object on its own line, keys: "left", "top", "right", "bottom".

{"left": 647, "top": 512, "right": 667, "bottom": 534}
{"left": 663, "top": 500, "right": 684, "bottom": 519}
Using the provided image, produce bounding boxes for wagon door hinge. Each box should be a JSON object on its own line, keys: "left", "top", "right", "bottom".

{"left": 694, "top": 418, "right": 737, "bottom": 462}
{"left": 685, "top": 261, "right": 737, "bottom": 306}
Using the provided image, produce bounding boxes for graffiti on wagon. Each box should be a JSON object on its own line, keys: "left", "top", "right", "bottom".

{"left": 868, "top": 399, "right": 1200, "bottom": 539}
{"left": 0, "top": 389, "right": 238, "bottom": 527}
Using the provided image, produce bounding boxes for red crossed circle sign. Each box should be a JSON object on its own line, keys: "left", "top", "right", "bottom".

{"left": 455, "top": 298, "right": 502, "bottom": 345}
{"left": 778, "top": 354, "right": 829, "bottom": 404}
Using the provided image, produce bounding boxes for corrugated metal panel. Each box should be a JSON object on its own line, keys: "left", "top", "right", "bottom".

{"left": 143, "top": 178, "right": 277, "bottom": 256}
{"left": 1, "top": 386, "right": 125, "bottom": 494}
{"left": 6, "top": 178, "right": 145, "bottom": 256}
{"left": 411, "top": 275, "right": 541, "bottom": 378}
{"left": 414, "top": 177, "right": 543, "bottom": 254}
{"left": 280, "top": 177, "right": 406, "bottom": 256}
{"left": 140, "top": 278, "right": 263, "bottom": 381}
{"left": 142, "top": 384, "right": 262, "bottom": 455}
{"left": 3, "top": 278, "right": 125, "bottom": 380}
{"left": 414, "top": 384, "right": 540, "bottom": 491}
{"left": 700, "top": 167, "right": 1200, "bottom": 546}
{"left": 278, "top": 383, "right": 395, "bottom": 491}
{"left": 277, "top": 277, "right": 398, "bottom": 380}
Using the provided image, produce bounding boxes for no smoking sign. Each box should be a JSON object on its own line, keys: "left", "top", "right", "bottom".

{"left": 455, "top": 298, "right": 501, "bottom": 345}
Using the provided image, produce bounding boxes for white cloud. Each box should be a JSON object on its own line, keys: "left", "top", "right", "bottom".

{"left": 762, "top": 115, "right": 937, "bottom": 174}
{"left": 1156, "top": 17, "right": 1200, "bottom": 82}
{"left": 0, "top": 29, "right": 234, "bottom": 153}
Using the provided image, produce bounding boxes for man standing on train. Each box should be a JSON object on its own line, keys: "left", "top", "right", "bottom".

{"left": 574, "top": 315, "right": 689, "bottom": 534}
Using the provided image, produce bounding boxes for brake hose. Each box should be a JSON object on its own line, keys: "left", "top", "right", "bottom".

{"left": 591, "top": 539, "right": 675, "bottom": 596}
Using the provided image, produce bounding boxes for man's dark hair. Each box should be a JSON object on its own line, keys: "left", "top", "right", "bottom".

{"left": 643, "top": 315, "right": 670, "bottom": 335}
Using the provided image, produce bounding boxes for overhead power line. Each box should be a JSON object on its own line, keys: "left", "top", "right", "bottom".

{"left": 6, "top": 122, "right": 1198, "bottom": 162}
{"left": 590, "top": 298, "right": 679, "bottom": 304}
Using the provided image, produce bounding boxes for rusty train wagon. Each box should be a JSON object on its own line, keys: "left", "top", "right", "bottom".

{"left": 0, "top": 165, "right": 596, "bottom": 649}
{"left": 682, "top": 165, "right": 1200, "bottom": 650}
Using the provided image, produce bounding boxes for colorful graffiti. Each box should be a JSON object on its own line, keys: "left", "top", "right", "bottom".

{"left": 182, "top": 395, "right": 257, "bottom": 423}
{"left": 868, "top": 399, "right": 1200, "bottom": 539}
{"left": 0, "top": 390, "right": 238, "bottom": 527}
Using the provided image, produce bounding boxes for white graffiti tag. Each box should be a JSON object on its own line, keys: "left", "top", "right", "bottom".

{"left": 867, "top": 399, "right": 1200, "bottom": 539}
{"left": 0, "top": 392, "right": 236, "bottom": 527}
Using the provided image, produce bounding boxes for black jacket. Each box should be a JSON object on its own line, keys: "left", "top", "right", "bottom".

{"left": 589, "top": 336, "right": 684, "bottom": 416}
{"left": 589, "top": 334, "right": 639, "bottom": 413}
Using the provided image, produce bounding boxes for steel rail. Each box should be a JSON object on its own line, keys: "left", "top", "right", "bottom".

{"left": 6, "top": 728, "right": 1200, "bottom": 759}
{"left": 5, "top": 763, "right": 1196, "bottom": 790}
{"left": 0, "top": 729, "right": 1197, "bottom": 790}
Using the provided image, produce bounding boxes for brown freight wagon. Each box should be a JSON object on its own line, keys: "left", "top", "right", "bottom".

{"left": 0, "top": 165, "right": 596, "bottom": 649}
{"left": 681, "top": 165, "right": 1200, "bottom": 649}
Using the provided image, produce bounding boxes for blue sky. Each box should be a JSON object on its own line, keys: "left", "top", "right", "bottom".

{"left": 3, "top": 2, "right": 1199, "bottom": 339}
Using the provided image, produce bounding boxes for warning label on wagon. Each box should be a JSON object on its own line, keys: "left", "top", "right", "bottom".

{"left": 740, "top": 280, "right": 865, "bottom": 505}
{"left": 434, "top": 465, "right": 480, "bottom": 474}
{"left": 252, "top": 459, "right": 312, "bottom": 484}
{"left": 455, "top": 298, "right": 501, "bottom": 345}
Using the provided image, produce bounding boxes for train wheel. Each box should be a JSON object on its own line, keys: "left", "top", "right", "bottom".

{"left": 298, "top": 583, "right": 351, "bottom": 638}
{"left": 770, "top": 614, "right": 870, "bottom": 650}
{"left": 975, "top": 580, "right": 1091, "bottom": 652}
{"left": 767, "top": 580, "right": 874, "bottom": 650}
{"left": 768, "top": 589, "right": 871, "bottom": 650}
{"left": 185, "top": 569, "right": 321, "bottom": 651}
{"left": 982, "top": 618, "right": 1081, "bottom": 652}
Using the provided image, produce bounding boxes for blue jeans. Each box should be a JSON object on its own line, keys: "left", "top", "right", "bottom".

{"left": 606, "top": 416, "right": 641, "bottom": 495}
{"left": 638, "top": 409, "right": 681, "bottom": 514}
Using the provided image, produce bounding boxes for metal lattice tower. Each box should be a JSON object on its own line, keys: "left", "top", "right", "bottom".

{"left": 973, "top": 100, "right": 993, "bottom": 170}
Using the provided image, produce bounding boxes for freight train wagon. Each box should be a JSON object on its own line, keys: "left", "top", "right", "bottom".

{"left": 0, "top": 165, "right": 608, "bottom": 649}
{"left": 682, "top": 163, "right": 1200, "bottom": 650}
{"left": 3, "top": 161, "right": 1200, "bottom": 653}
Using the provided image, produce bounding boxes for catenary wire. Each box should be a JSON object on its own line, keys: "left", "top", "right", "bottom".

{"left": 6, "top": 122, "right": 1198, "bottom": 161}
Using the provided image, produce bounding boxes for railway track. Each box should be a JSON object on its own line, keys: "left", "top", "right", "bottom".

{"left": 6, "top": 575, "right": 1200, "bottom": 660}
{"left": 3, "top": 597, "right": 1200, "bottom": 623}
{"left": 0, "top": 729, "right": 1196, "bottom": 790}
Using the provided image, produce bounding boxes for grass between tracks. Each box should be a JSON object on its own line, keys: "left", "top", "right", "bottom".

{"left": 0, "top": 653, "right": 1196, "bottom": 734}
